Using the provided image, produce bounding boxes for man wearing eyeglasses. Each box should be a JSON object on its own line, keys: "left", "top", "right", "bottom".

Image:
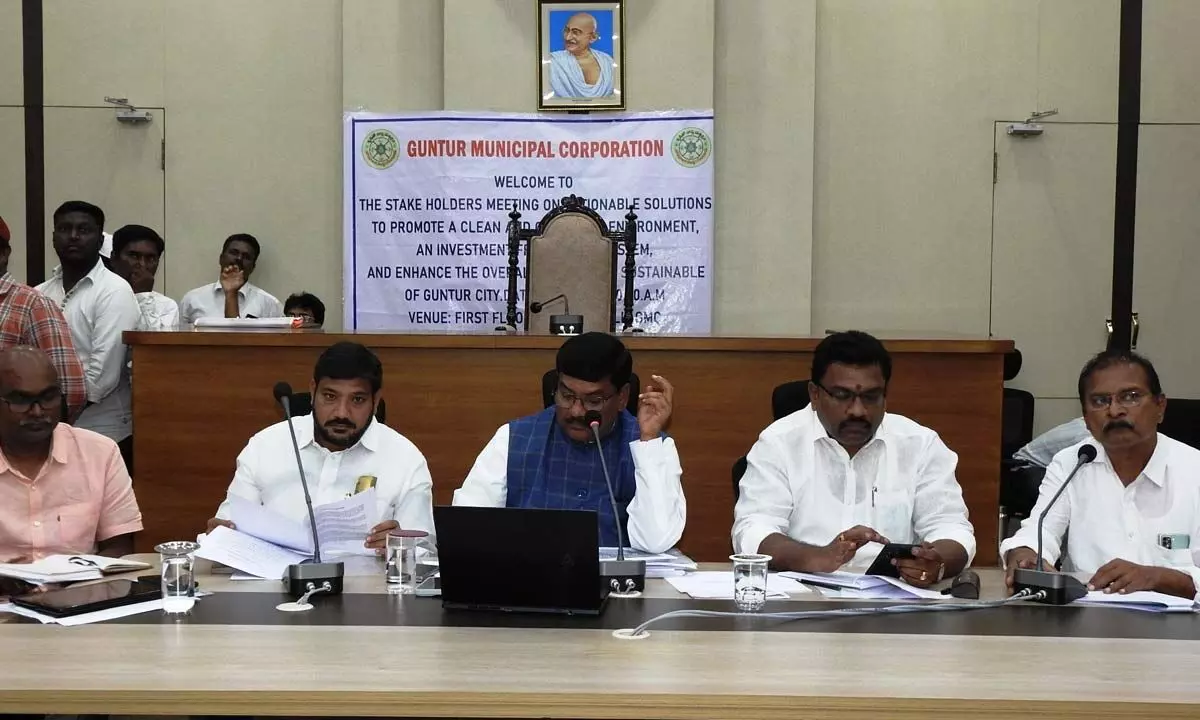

{"left": 732, "top": 331, "right": 975, "bottom": 587}
{"left": 1001, "top": 351, "right": 1200, "bottom": 599}
{"left": 452, "top": 332, "right": 685, "bottom": 553}
{"left": 0, "top": 346, "right": 142, "bottom": 564}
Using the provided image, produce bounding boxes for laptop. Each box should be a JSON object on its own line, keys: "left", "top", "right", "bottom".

{"left": 433, "top": 506, "right": 607, "bottom": 615}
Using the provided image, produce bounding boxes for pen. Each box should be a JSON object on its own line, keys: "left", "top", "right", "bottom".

{"left": 798, "top": 578, "right": 847, "bottom": 592}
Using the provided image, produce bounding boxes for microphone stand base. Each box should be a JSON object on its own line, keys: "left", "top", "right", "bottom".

{"left": 1012, "top": 568, "right": 1087, "bottom": 605}
{"left": 601, "top": 559, "right": 646, "bottom": 597}
{"left": 286, "top": 561, "right": 345, "bottom": 599}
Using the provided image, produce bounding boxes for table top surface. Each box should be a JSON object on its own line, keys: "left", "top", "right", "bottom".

{"left": 123, "top": 330, "right": 1015, "bottom": 353}
{"left": 1, "top": 561, "right": 1198, "bottom": 718}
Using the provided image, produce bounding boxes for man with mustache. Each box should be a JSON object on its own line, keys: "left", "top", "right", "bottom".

{"left": 733, "top": 331, "right": 975, "bottom": 587}
{"left": 179, "top": 233, "right": 282, "bottom": 325}
{"left": 1002, "top": 351, "right": 1200, "bottom": 599}
{"left": 36, "top": 201, "right": 141, "bottom": 467}
{"left": 0, "top": 346, "right": 142, "bottom": 565}
{"left": 548, "top": 12, "right": 616, "bottom": 99}
{"left": 206, "top": 342, "right": 434, "bottom": 550}
{"left": 453, "top": 332, "right": 685, "bottom": 553}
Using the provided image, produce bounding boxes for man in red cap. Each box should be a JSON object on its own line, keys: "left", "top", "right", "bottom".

{"left": 0, "top": 213, "right": 87, "bottom": 419}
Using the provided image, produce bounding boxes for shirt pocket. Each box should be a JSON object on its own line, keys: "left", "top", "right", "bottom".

{"left": 872, "top": 489, "right": 915, "bottom": 544}
{"left": 48, "top": 506, "right": 101, "bottom": 555}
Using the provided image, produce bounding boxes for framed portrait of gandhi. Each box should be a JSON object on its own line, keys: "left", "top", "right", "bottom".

{"left": 538, "top": 0, "right": 625, "bottom": 111}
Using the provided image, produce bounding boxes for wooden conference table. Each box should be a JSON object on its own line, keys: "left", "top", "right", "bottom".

{"left": 125, "top": 332, "right": 1012, "bottom": 563}
{"left": 2, "top": 563, "right": 1199, "bottom": 718}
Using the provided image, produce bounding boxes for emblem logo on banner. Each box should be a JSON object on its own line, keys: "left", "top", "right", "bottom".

{"left": 671, "top": 127, "right": 712, "bottom": 169}
{"left": 362, "top": 129, "right": 400, "bottom": 170}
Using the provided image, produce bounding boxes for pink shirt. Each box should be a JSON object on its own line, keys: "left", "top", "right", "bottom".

{"left": 0, "top": 424, "right": 143, "bottom": 562}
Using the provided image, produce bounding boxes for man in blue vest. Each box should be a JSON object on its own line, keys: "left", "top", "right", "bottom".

{"left": 453, "top": 332, "right": 685, "bottom": 553}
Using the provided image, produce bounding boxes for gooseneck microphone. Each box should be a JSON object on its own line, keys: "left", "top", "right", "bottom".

{"left": 529, "top": 294, "right": 568, "bottom": 314}
{"left": 1012, "top": 443, "right": 1097, "bottom": 604}
{"left": 273, "top": 382, "right": 344, "bottom": 599}
{"left": 585, "top": 410, "right": 646, "bottom": 596}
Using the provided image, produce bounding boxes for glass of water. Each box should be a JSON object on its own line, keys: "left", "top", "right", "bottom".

{"left": 155, "top": 541, "right": 200, "bottom": 615}
{"left": 385, "top": 530, "right": 428, "bottom": 594}
{"left": 730, "top": 553, "right": 772, "bottom": 612}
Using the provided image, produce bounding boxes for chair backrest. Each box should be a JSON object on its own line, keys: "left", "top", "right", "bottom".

{"left": 771, "top": 380, "right": 811, "bottom": 420}
{"left": 541, "top": 369, "right": 640, "bottom": 416}
{"left": 1161, "top": 398, "right": 1200, "bottom": 450}
{"left": 1001, "top": 388, "right": 1036, "bottom": 460}
{"left": 283, "top": 392, "right": 387, "bottom": 423}
{"left": 526, "top": 211, "right": 616, "bottom": 335}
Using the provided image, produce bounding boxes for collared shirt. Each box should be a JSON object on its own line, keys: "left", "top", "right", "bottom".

{"left": 1013, "top": 417, "right": 1091, "bottom": 469}
{"left": 732, "top": 406, "right": 977, "bottom": 565}
{"left": 179, "top": 281, "right": 282, "bottom": 325}
{"left": 1000, "top": 435, "right": 1200, "bottom": 592}
{"left": 36, "top": 261, "right": 141, "bottom": 442}
{"left": 452, "top": 423, "right": 687, "bottom": 553}
{"left": 214, "top": 414, "right": 435, "bottom": 540}
{"left": 134, "top": 291, "right": 180, "bottom": 331}
{"left": 0, "top": 273, "right": 87, "bottom": 418}
{"left": 0, "top": 424, "right": 143, "bottom": 562}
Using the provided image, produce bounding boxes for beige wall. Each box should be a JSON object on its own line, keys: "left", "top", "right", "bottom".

{"left": 0, "top": 0, "right": 1195, "bottom": 388}
{"left": 0, "top": 0, "right": 24, "bottom": 282}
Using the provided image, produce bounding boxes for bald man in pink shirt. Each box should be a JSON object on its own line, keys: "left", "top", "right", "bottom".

{"left": 0, "top": 346, "right": 142, "bottom": 565}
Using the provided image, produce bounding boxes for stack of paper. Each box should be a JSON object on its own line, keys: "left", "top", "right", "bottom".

{"left": 1074, "top": 590, "right": 1197, "bottom": 613}
{"left": 0, "top": 555, "right": 151, "bottom": 585}
{"left": 600, "top": 547, "right": 697, "bottom": 578}
{"left": 665, "top": 571, "right": 809, "bottom": 600}
{"left": 779, "top": 571, "right": 947, "bottom": 600}
{"left": 196, "top": 489, "right": 379, "bottom": 578}
{"left": 192, "top": 316, "right": 302, "bottom": 329}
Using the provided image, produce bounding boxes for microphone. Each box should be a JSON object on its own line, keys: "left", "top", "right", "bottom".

{"left": 942, "top": 570, "right": 980, "bottom": 600}
{"left": 1012, "top": 443, "right": 1097, "bottom": 604}
{"left": 273, "top": 381, "right": 344, "bottom": 600}
{"left": 529, "top": 294, "right": 568, "bottom": 314}
{"left": 585, "top": 410, "right": 646, "bottom": 596}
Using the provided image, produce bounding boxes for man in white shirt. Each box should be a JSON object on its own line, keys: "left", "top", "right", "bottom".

{"left": 178, "top": 233, "right": 282, "bottom": 325}
{"left": 35, "top": 201, "right": 141, "bottom": 467}
{"left": 110, "top": 224, "right": 179, "bottom": 331}
{"left": 206, "top": 342, "right": 433, "bottom": 551}
{"left": 733, "top": 331, "right": 975, "bottom": 587}
{"left": 453, "top": 332, "right": 686, "bottom": 553}
{"left": 1002, "top": 351, "right": 1200, "bottom": 599}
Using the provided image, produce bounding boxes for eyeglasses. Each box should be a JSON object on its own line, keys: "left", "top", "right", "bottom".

{"left": 1086, "top": 389, "right": 1150, "bottom": 411}
{"left": 554, "top": 386, "right": 615, "bottom": 412}
{"left": 2, "top": 387, "right": 62, "bottom": 413}
{"left": 68, "top": 556, "right": 99, "bottom": 567}
{"left": 814, "top": 381, "right": 886, "bottom": 407}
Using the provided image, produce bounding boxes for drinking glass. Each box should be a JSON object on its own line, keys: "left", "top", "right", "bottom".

{"left": 156, "top": 541, "right": 200, "bottom": 614}
{"left": 385, "top": 530, "right": 428, "bottom": 594}
{"left": 730, "top": 553, "right": 772, "bottom": 612}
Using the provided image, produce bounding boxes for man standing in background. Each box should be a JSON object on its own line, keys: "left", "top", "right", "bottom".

{"left": 111, "top": 224, "right": 179, "bottom": 331}
{"left": 36, "top": 201, "right": 141, "bottom": 469}
{"left": 179, "top": 233, "right": 281, "bottom": 324}
{"left": 0, "top": 213, "right": 87, "bottom": 419}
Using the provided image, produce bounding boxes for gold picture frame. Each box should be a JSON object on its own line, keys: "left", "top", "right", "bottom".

{"left": 537, "top": 0, "right": 625, "bottom": 111}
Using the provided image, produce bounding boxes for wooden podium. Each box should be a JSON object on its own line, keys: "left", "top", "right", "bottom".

{"left": 125, "top": 332, "right": 1012, "bottom": 563}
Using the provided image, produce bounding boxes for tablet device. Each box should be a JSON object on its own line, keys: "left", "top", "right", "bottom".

{"left": 864, "top": 543, "right": 919, "bottom": 578}
{"left": 10, "top": 577, "right": 161, "bottom": 618}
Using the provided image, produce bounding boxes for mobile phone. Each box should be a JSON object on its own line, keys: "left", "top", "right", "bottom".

{"left": 11, "top": 577, "right": 161, "bottom": 618}
{"left": 864, "top": 543, "right": 919, "bottom": 578}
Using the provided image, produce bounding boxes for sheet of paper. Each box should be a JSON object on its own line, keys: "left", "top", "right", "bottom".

{"left": 195, "top": 526, "right": 308, "bottom": 578}
{"left": 226, "top": 494, "right": 311, "bottom": 553}
{"left": 1074, "top": 590, "right": 1196, "bottom": 613}
{"left": 779, "top": 571, "right": 890, "bottom": 591}
{"left": 0, "top": 556, "right": 103, "bottom": 584}
{"left": 313, "top": 488, "right": 378, "bottom": 557}
{"left": 666, "top": 571, "right": 809, "bottom": 600}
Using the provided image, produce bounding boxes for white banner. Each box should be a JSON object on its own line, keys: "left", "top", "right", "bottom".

{"left": 343, "top": 110, "right": 714, "bottom": 332}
